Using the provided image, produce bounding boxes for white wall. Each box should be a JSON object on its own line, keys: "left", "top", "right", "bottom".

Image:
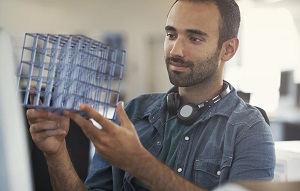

{"left": 0, "top": 0, "right": 174, "bottom": 100}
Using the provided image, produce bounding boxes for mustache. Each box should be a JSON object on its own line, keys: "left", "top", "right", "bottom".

{"left": 165, "top": 56, "right": 192, "bottom": 67}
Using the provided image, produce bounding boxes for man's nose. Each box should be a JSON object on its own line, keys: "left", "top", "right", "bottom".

{"left": 170, "top": 38, "right": 184, "bottom": 57}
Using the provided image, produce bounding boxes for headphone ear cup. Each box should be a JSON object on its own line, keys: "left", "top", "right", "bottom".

{"left": 167, "top": 92, "right": 181, "bottom": 115}
{"left": 177, "top": 104, "right": 202, "bottom": 125}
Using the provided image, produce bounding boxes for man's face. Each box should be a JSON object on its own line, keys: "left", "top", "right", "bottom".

{"left": 164, "top": 1, "right": 222, "bottom": 87}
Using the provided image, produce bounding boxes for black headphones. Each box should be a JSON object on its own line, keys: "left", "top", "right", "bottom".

{"left": 167, "top": 82, "right": 231, "bottom": 125}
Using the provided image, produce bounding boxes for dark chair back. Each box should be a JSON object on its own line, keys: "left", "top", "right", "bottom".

{"left": 255, "top": 106, "right": 270, "bottom": 125}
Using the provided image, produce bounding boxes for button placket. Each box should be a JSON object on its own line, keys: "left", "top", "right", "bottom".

{"left": 176, "top": 134, "right": 192, "bottom": 176}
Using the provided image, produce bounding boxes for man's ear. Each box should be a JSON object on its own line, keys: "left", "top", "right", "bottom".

{"left": 220, "top": 38, "right": 239, "bottom": 62}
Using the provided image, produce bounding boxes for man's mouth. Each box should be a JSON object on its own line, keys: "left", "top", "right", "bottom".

{"left": 166, "top": 57, "right": 190, "bottom": 71}
{"left": 168, "top": 61, "right": 188, "bottom": 71}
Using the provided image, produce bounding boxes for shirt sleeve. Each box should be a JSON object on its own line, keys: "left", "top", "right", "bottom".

{"left": 229, "top": 120, "right": 276, "bottom": 180}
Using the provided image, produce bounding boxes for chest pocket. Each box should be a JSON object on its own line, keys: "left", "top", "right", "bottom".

{"left": 194, "top": 156, "right": 232, "bottom": 190}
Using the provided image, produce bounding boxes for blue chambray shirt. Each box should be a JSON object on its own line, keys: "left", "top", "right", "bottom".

{"left": 85, "top": 82, "right": 275, "bottom": 191}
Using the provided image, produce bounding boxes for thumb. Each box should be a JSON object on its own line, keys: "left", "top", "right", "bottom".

{"left": 116, "top": 101, "right": 134, "bottom": 130}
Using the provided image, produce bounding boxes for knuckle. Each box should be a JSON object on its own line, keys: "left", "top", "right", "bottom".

{"left": 29, "top": 124, "right": 37, "bottom": 134}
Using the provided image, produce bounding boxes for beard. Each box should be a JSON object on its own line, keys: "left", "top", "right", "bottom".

{"left": 165, "top": 49, "right": 221, "bottom": 87}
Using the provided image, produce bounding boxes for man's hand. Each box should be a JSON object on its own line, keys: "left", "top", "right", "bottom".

{"left": 68, "top": 101, "right": 147, "bottom": 171}
{"left": 27, "top": 93, "right": 70, "bottom": 156}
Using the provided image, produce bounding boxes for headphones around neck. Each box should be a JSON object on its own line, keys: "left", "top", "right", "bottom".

{"left": 167, "top": 82, "right": 231, "bottom": 125}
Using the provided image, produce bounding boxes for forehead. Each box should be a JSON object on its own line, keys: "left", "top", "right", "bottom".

{"left": 166, "top": 1, "right": 220, "bottom": 37}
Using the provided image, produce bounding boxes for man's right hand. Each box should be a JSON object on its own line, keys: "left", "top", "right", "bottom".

{"left": 26, "top": 88, "right": 70, "bottom": 156}
{"left": 26, "top": 90, "right": 70, "bottom": 156}
{"left": 27, "top": 108, "right": 70, "bottom": 156}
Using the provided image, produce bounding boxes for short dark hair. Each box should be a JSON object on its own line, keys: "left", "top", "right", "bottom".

{"left": 171, "top": 0, "right": 241, "bottom": 48}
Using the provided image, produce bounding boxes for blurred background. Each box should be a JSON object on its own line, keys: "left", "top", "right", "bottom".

{"left": 0, "top": 0, "right": 300, "bottom": 190}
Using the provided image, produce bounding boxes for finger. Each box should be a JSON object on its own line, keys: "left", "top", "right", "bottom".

{"left": 35, "top": 129, "right": 66, "bottom": 140}
{"left": 29, "top": 121, "right": 60, "bottom": 134}
{"left": 29, "top": 87, "right": 43, "bottom": 105}
{"left": 115, "top": 101, "right": 134, "bottom": 130}
{"left": 47, "top": 111, "right": 67, "bottom": 121}
{"left": 30, "top": 125, "right": 66, "bottom": 141}
{"left": 78, "top": 103, "right": 115, "bottom": 131}
{"left": 26, "top": 109, "right": 51, "bottom": 124}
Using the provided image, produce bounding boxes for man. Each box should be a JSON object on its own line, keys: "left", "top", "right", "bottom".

{"left": 27, "top": 0, "right": 275, "bottom": 190}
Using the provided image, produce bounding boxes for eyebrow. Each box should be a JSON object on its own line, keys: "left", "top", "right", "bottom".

{"left": 186, "top": 29, "right": 208, "bottom": 37}
{"left": 165, "top": 25, "right": 176, "bottom": 31}
{"left": 165, "top": 25, "right": 208, "bottom": 37}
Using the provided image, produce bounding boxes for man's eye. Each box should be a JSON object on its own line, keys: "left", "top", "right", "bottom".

{"left": 190, "top": 37, "right": 202, "bottom": 42}
{"left": 166, "top": 33, "right": 176, "bottom": 39}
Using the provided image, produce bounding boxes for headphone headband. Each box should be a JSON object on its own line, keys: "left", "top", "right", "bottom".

{"left": 167, "top": 82, "right": 231, "bottom": 125}
{"left": 198, "top": 82, "right": 230, "bottom": 109}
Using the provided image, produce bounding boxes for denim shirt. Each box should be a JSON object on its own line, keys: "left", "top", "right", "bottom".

{"left": 85, "top": 82, "right": 276, "bottom": 191}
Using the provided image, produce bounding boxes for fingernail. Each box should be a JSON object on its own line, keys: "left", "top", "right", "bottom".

{"left": 79, "top": 104, "right": 84, "bottom": 110}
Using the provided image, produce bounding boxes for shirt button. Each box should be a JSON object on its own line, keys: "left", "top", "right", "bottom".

{"left": 177, "top": 168, "right": 183, "bottom": 173}
{"left": 184, "top": 136, "right": 190, "bottom": 141}
{"left": 217, "top": 171, "right": 221, "bottom": 176}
